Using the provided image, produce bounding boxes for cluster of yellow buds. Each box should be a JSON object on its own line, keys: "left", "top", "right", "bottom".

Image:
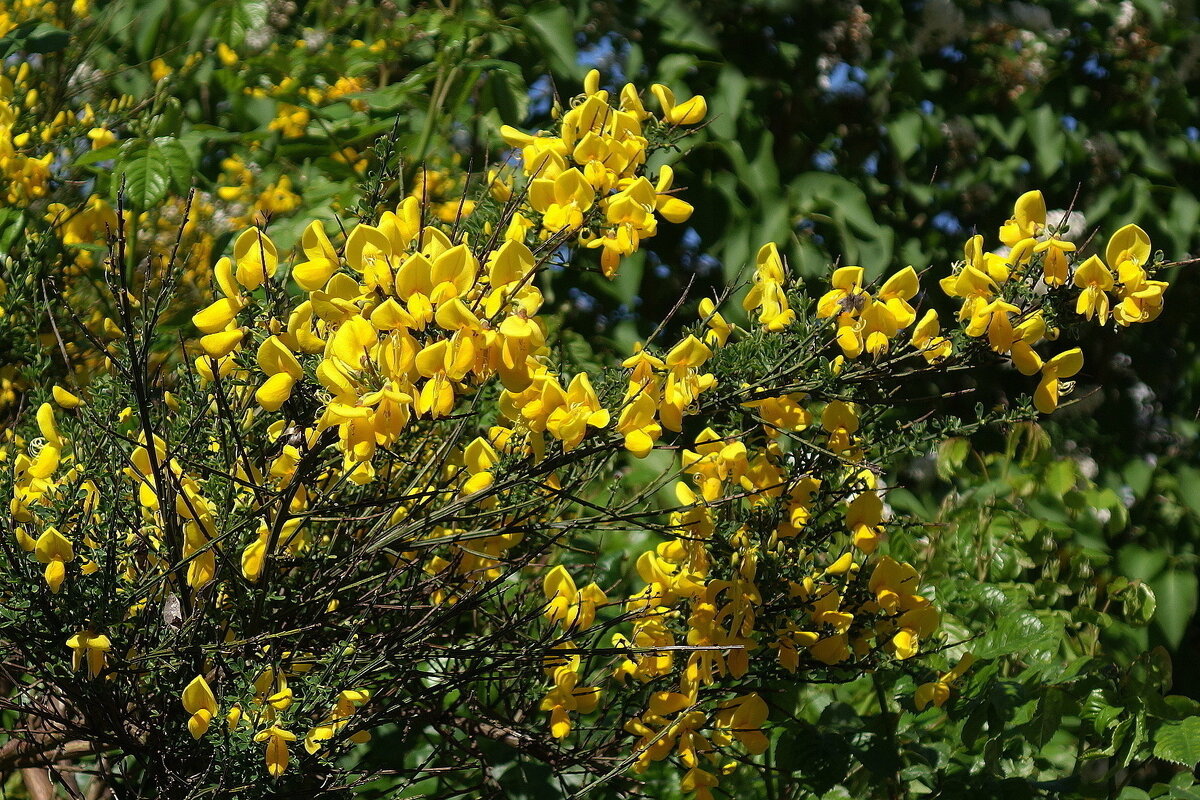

{"left": 940, "top": 190, "right": 1167, "bottom": 412}
{"left": 818, "top": 264, "right": 920, "bottom": 359}
{"left": 12, "top": 404, "right": 86, "bottom": 592}
{"left": 0, "top": 66, "right": 53, "bottom": 206}
{"left": 499, "top": 69, "right": 701, "bottom": 277}
{"left": 540, "top": 644, "right": 601, "bottom": 739}
{"left": 175, "top": 655, "right": 371, "bottom": 776}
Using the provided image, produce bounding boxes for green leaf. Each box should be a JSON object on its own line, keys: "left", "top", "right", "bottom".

{"left": 973, "top": 611, "right": 1059, "bottom": 660}
{"left": 1025, "top": 688, "right": 1066, "bottom": 749}
{"left": 1151, "top": 569, "right": 1198, "bottom": 649}
{"left": 1118, "top": 544, "right": 1168, "bottom": 582}
{"left": 24, "top": 22, "right": 69, "bottom": 53}
{"left": 524, "top": 3, "right": 583, "bottom": 80}
{"left": 1124, "top": 582, "right": 1157, "bottom": 627}
{"left": 0, "top": 208, "right": 24, "bottom": 253}
{"left": 115, "top": 137, "right": 193, "bottom": 210}
{"left": 1154, "top": 716, "right": 1200, "bottom": 769}
{"left": 73, "top": 143, "right": 122, "bottom": 168}
{"left": 888, "top": 111, "right": 923, "bottom": 163}
{"left": 479, "top": 65, "right": 528, "bottom": 126}
{"left": 936, "top": 437, "right": 970, "bottom": 481}
{"left": 1044, "top": 459, "right": 1076, "bottom": 497}
{"left": 1176, "top": 465, "right": 1200, "bottom": 520}
{"left": 651, "top": 0, "right": 719, "bottom": 52}
{"left": 709, "top": 65, "right": 748, "bottom": 140}
{"left": 1026, "top": 105, "right": 1065, "bottom": 177}
{"left": 0, "top": 21, "right": 70, "bottom": 58}
{"left": 211, "top": 0, "right": 268, "bottom": 48}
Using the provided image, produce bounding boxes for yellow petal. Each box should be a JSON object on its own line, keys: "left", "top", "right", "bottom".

{"left": 255, "top": 373, "right": 297, "bottom": 412}
{"left": 183, "top": 675, "right": 218, "bottom": 716}
{"left": 200, "top": 329, "right": 244, "bottom": 359}
{"left": 233, "top": 228, "right": 279, "bottom": 291}
{"left": 52, "top": 385, "right": 83, "bottom": 409}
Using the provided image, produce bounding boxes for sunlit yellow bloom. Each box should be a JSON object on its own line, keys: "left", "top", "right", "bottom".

{"left": 1072, "top": 255, "right": 1114, "bottom": 323}
{"left": 183, "top": 675, "right": 219, "bottom": 739}
{"left": 234, "top": 228, "right": 279, "bottom": 291}
{"left": 1034, "top": 348, "right": 1084, "bottom": 414}
{"left": 66, "top": 631, "right": 111, "bottom": 678}
{"left": 530, "top": 168, "right": 594, "bottom": 231}
{"left": 52, "top": 385, "right": 83, "bottom": 408}
{"left": 36, "top": 527, "right": 74, "bottom": 592}
{"left": 1033, "top": 238, "right": 1075, "bottom": 286}
{"left": 651, "top": 83, "right": 707, "bottom": 125}
{"left": 254, "top": 726, "right": 296, "bottom": 776}
{"left": 999, "top": 190, "right": 1045, "bottom": 247}
{"left": 911, "top": 310, "right": 952, "bottom": 363}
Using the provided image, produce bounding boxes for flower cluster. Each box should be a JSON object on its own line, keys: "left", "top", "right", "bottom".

{"left": 941, "top": 190, "right": 1166, "bottom": 412}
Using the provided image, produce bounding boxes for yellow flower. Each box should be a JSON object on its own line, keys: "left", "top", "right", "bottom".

{"left": 150, "top": 58, "right": 172, "bottom": 82}
{"left": 529, "top": 167, "right": 594, "bottom": 231}
{"left": 35, "top": 527, "right": 74, "bottom": 593}
{"left": 292, "top": 220, "right": 339, "bottom": 291}
{"left": 940, "top": 264, "right": 996, "bottom": 322}
{"left": 217, "top": 42, "right": 238, "bottom": 68}
{"left": 616, "top": 383, "right": 662, "bottom": 458}
{"left": 1072, "top": 255, "right": 1114, "bottom": 323}
{"left": 52, "top": 385, "right": 83, "bottom": 408}
{"left": 743, "top": 243, "right": 796, "bottom": 330}
{"left": 461, "top": 436, "right": 499, "bottom": 495}
{"left": 234, "top": 228, "right": 280, "bottom": 291}
{"left": 999, "top": 189, "right": 1045, "bottom": 246}
{"left": 651, "top": 83, "right": 707, "bottom": 126}
{"left": 713, "top": 693, "right": 769, "bottom": 754}
{"left": 543, "top": 565, "right": 607, "bottom": 630}
{"left": 698, "top": 298, "right": 733, "bottom": 347}
{"left": 255, "top": 336, "right": 303, "bottom": 412}
{"left": 911, "top": 310, "right": 952, "bottom": 363}
{"left": 66, "top": 631, "right": 111, "bottom": 678}
{"left": 182, "top": 675, "right": 219, "bottom": 739}
{"left": 1033, "top": 238, "right": 1075, "bottom": 286}
{"left": 914, "top": 653, "right": 975, "bottom": 710}
{"left": 876, "top": 266, "right": 919, "bottom": 328}
{"left": 254, "top": 726, "right": 297, "bottom": 776}
{"left": 543, "top": 373, "right": 610, "bottom": 451}
{"left": 1105, "top": 223, "right": 1151, "bottom": 273}
{"left": 1034, "top": 348, "right": 1084, "bottom": 414}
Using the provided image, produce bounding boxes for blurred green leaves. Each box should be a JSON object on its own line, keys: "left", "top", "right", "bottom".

{"left": 0, "top": 21, "right": 69, "bottom": 57}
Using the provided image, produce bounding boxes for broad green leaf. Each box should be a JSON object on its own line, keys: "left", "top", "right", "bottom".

{"left": 937, "top": 437, "right": 970, "bottom": 481}
{"left": 1026, "top": 105, "right": 1064, "bottom": 177}
{"left": 973, "top": 611, "right": 1059, "bottom": 660}
{"left": 1154, "top": 716, "right": 1200, "bottom": 769}
{"left": 888, "top": 111, "right": 923, "bottom": 163}
{"left": 1044, "top": 460, "right": 1076, "bottom": 497}
{"left": 115, "top": 137, "right": 193, "bottom": 210}
{"left": 1151, "top": 569, "right": 1198, "bottom": 649}
{"left": 0, "top": 21, "right": 70, "bottom": 57}
{"left": 523, "top": 4, "right": 583, "bottom": 80}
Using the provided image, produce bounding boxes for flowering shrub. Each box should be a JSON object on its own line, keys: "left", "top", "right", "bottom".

{"left": 3, "top": 4, "right": 1200, "bottom": 799}
{"left": 4, "top": 54, "right": 1198, "bottom": 798}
